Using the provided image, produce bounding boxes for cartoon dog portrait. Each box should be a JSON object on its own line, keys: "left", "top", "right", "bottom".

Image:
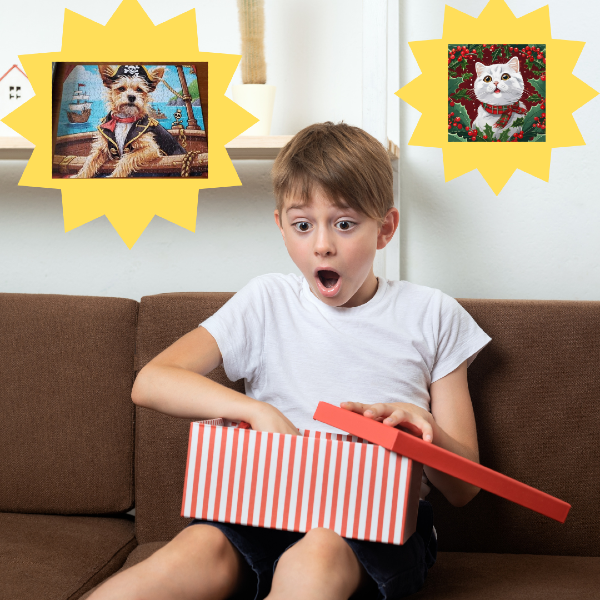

{"left": 52, "top": 63, "right": 208, "bottom": 177}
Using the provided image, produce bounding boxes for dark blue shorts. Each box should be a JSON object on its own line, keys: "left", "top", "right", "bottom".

{"left": 185, "top": 499, "right": 437, "bottom": 600}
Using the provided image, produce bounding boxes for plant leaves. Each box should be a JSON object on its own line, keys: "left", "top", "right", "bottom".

{"left": 448, "top": 77, "right": 463, "bottom": 96}
{"left": 498, "top": 128, "right": 510, "bottom": 142}
{"left": 448, "top": 133, "right": 466, "bottom": 142}
{"left": 533, "top": 134, "right": 546, "bottom": 142}
{"left": 511, "top": 117, "right": 525, "bottom": 128}
{"left": 523, "top": 104, "right": 543, "bottom": 133}
{"left": 484, "top": 123, "right": 494, "bottom": 140}
{"left": 529, "top": 78, "right": 546, "bottom": 98}
{"left": 448, "top": 101, "right": 472, "bottom": 131}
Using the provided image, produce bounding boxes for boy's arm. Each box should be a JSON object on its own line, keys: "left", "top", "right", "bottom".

{"left": 425, "top": 359, "right": 481, "bottom": 507}
{"left": 132, "top": 326, "right": 300, "bottom": 435}
{"left": 341, "top": 360, "right": 480, "bottom": 507}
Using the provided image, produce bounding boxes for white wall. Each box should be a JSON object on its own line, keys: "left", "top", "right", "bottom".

{"left": 399, "top": 0, "right": 600, "bottom": 300}
{"left": 1, "top": 0, "right": 599, "bottom": 301}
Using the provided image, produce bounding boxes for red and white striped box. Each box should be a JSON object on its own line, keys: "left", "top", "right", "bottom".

{"left": 181, "top": 418, "right": 422, "bottom": 545}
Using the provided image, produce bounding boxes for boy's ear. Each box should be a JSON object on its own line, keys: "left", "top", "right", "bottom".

{"left": 274, "top": 209, "right": 285, "bottom": 237}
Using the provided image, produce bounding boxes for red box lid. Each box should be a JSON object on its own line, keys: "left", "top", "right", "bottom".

{"left": 313, "top": 402, "right": 570, "bottom": 523}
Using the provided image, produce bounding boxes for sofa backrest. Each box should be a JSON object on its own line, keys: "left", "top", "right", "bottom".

{"left": 0, "top": 293, "right": 137, "bottom": 515}
{"left": 430, "top": 299, "right": 599, "bottom": 557}
{"left": 134, "top": 293, "right": 600, "bottom": 556}
{"left": 134, "top": 292, "right": 245, "bottom": 545}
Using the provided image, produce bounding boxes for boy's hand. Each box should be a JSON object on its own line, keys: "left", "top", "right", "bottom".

{"left": 248, "top": 402, "right": 301, "bottom": 436}
{"left": 340, "top": 401, "right": 434, "bottom": 443}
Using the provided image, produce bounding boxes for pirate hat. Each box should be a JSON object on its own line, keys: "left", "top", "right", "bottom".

{"left": 102, "top": 65, "right": 156, "bottom": 85}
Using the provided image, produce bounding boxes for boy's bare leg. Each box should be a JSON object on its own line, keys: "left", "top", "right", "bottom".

{"left": 86, "top": 524, "right": 254, "bottom": 600}
{"left": 266, "top": 528, "right": 370, "bottom": 600}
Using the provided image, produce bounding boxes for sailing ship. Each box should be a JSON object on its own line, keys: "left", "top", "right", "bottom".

{"left": 66, "top": 83, "right": 92, "bottom": 123}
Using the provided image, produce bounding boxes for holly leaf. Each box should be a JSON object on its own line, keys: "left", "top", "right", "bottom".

{"left": 530, "top": 78, "right": 546, "bottom": 98}
{"left": 448, "top": 77, "right": 462, "bottom": 96}
{"left": 462, "top": 72, "right": 473, "bottom": 81}
{"left": 448, "top": 101, "right": 472, "bottom": 133}
{"left": 511, "top": 117, "right": 525, "bottom": 128}
{"left": 453, "top": 89, "right": 471, "bottom": 101}
{"left": 527, "top": 93, "right": 543, "bottom": 105}
{"left": 523, "top": 104, "right": 543, "bottom": 133}
{"left": 498, "top": 128, "right": 510, "bottom": 142}
{"left": 476, "top": 46, "right": 484, "bottom": 60}
{"left": 449, "top": 133, "right": 466, "bottom": 142}
{"left": 484, "top": 123, "right": 495, "bottom": 141}
{"left": 533, "top": 134, "right": 546, "bottom": 142}
{"left": 492, "top": 47, "right": 504, "bottom": 62}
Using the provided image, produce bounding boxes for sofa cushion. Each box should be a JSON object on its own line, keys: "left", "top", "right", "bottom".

{"left": 0, "top": 512, "right": 136, "bottom": 600}
{"left": 79, "top": 547, "right": 600, "bottom": 600}
{"left": 134, "top": 293, "right": 245, "bottom": 544}
{"left": 412, "top": 551, "right": 600, "bottom": 599}
{"left": 429, "top": 299, "right": 600, "bottom": 557}
{"left": 0, "top": 294, "right": 137, "bottom": 514}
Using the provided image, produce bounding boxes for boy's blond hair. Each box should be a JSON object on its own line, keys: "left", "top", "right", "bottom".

{"left": 271, "top": 121, "right": 394, "bottom": 228}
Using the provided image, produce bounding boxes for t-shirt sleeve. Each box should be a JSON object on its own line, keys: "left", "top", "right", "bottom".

{"left": 198, "top": 276, "right": 265, "bottom": 384}
{"left": 430, "top": 291, "right": 492, "bottom": 383}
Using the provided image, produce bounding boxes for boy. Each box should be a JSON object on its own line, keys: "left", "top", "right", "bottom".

{"left": 88, "top": 121, "right": 491, "bottom": 600}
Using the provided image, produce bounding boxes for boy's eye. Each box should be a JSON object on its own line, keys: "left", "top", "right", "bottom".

{"left": 336, "top": 220, "right": 355, "bottom": 231}
{"left": 293, "top": 222, "right": 310, "bottom": 232}
{"left": 501, "top": 73, "right": 510, "bottom": 80}
{"left": 483, "top": 76, "right": 492, "bottom": 83}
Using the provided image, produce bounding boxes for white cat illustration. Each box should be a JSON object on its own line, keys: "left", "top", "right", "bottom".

{"left": 471, "top": 56, "right": 527, "bottom": 140}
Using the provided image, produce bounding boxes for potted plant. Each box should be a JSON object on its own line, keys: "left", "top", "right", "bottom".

{"left": 232, "top": 0, "right": 276, "bottom": 135}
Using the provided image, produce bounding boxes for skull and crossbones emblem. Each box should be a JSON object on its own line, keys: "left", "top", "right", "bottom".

{"left": 123, "top": 65, "right": 140, "bottom": 76}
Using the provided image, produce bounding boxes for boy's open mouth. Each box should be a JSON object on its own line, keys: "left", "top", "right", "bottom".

{"left": 318, "top": 270, "right": 340, "bottom": 288}
{"left": 315, "top": 269, "right": 342, "bottom": 298}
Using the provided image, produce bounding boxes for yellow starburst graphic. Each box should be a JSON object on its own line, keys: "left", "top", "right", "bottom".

{"left": 395, "top": 0, "right": 598, "bottom": 195}
{"left": 1, "top": 0, "right": 257, "bottom": 247}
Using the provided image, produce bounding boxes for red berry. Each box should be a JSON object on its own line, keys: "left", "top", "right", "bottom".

{"left": 458, "top": 57, "right": 462, "bottom": 61}
{"left": 483, "top": 135, "right": 487, "bottom": 139}
{"left": 448, "top": 125, "right": 451, "bottom": 129}
{"left": 534, "top": 117, "right": 539, "bottom": 121}
{"left": 542, "top": 113, "right": 546, "bottom": 117}
{"left": 448, "top": 59, "right": 451, "bottom": 64}
{"left": 543, "top": 58, "right": 546, "bottom": 64}
{"left": 541, "top": 104, "right": 545, "bottom": 109}
{"left": 526, "top": 46, "right": 530, "bottom": 50}
{"left": 510, "top": 47, "right": 513, "bottom": 50}
{"left": 518, "top": 133, "right": 523, "bottom": 139}
{"left": 483, "top": 44, "right": 487, "bottom": 47}
{"left": 450, "top": 101, "right": 455, "bottom": 106}
{"left": 537, "top": 54, "right": 543, "bottom": 59}
{"left": 541, "top": 75, "right": 545, "bottom": 81}
{"left": 457, "top": 124, "right": 463, "bottom": 129}
{"left": 450, "top": 112, "right": 454, "bottom": 116}
{"left": 530, "top": 137, "right": 534, "bottom": 141}
{"left": 456, "top": 46, "right": 461, "bottom": 50}
{"left": 450, "top": 54, "right": 455, "bottom": 60}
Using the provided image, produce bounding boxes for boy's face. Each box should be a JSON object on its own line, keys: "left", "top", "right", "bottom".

{"left": 274, "top": 186, "right": 398, "bottom": 308}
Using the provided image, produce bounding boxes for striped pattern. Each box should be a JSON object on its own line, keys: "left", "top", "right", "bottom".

{"left": 181, "top": 422, "right": 418, "bottom": 544}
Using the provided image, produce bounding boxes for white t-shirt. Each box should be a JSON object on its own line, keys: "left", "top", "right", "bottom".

{"left": 200, "top": 271, "right": 491, "bottom": 430}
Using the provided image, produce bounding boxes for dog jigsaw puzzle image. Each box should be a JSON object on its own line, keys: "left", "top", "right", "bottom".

{"left": 447, "top": 44, "right": 546, "bottom": 142}
{"left": 52, "top": 63, "right": 208, "bottom": 177}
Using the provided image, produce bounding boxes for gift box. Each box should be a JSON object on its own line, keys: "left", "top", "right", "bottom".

{"left": 181, "top": 419, "right": 422, "bottom": 545}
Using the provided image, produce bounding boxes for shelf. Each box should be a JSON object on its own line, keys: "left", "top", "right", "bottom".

{"left": 0, "top": 135, "right": 399, "bottom": 162}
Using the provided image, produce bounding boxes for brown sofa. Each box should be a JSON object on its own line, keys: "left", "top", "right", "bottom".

{"left": 1, "top": 291, "right": 599, "bottom": 600}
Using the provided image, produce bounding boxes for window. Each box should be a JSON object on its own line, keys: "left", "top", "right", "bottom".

{"left": 9, "top": 85, "right": 21, "bottom": 100}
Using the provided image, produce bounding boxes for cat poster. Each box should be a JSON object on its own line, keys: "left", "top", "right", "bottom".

{"left": 448, "top": 44, "right": 546, "bottom": 142}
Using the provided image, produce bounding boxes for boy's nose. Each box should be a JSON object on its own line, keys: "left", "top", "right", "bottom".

{"left": 314, "top": 232, "right": 334, "bottom": 256}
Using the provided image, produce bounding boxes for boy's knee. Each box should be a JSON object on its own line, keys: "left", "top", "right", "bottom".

{"left": 281, "top": 527, "right": 355, "bottom": 570}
